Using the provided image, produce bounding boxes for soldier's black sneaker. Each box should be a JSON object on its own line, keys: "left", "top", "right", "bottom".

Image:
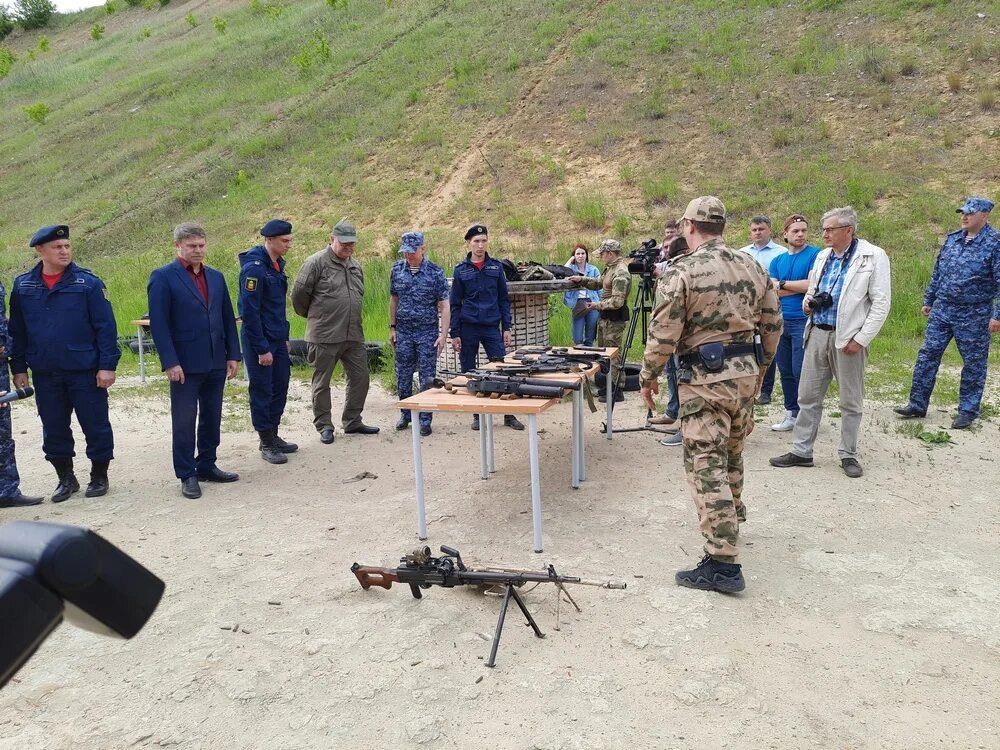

{"left": 675, "top": 556, "right": 745, "bottom": 593}
{"left": 769, "top": 452, "right": 814, "bottom": 468}
{"left": 0, "top": 492, "right": 44, "bottom": 508}
{"left": 258, "top": 430, "right": 288, "bottom": 464}
{"left": 951, "top": 413, "right": 975, "bottom": 430}
{"left": 894, "top": 405, "right": 927, "bottom": 419}
{"left": 471, "top": 415, "right": 480, "bottom": 431}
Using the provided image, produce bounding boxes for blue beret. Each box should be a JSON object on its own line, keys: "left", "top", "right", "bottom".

{"left": 464, "top": 224, "right": 488, "bottom": 241}
{"left": 399, "top": 231, "right": 425, "bottom": 253}
{"left": 260, "top": 219, "right": 293, "bottom": 237}
{"left": 956, "top": 197, "right": 994, "bottom": 214}
{"left": 29, "top": 224, "right": 70, "bottom": 247}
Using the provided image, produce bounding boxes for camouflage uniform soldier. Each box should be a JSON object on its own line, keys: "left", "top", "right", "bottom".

{"left": 640, "top": 197, "right": 782, "bottom": 593}
{"left": 895, "top": 197, "right": 1000, "bottom": 429}
{"left": 568, "top": 239, "right": 632, "bottom": 402}
{"left": 390, "top": 231, "right": 450, "bottom": 437}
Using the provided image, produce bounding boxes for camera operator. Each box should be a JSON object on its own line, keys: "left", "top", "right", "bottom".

{"left": 651, "top": 235, "right": 690, "bottom": 445}
{"left": 770, "top": 206, "right": 891, "bottom": 479}
{"left": 567, "top": 239, "right": 632, "bottom": 402}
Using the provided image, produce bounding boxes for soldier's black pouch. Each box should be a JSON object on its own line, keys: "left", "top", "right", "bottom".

{"left": 697, "top": 342, "right": 725, "bottom": 373}
{"left": 753, "top": 333, "right": 765, "bottom": 365}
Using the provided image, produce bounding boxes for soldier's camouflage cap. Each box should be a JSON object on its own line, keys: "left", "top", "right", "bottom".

{"left": 956, "top": 196, "right": 994, "bottom": 214}
{"left": 399, "top": 230, "right": 425, "bottom": 253}
{"left": 597, "top": 239, "right": 622, "bottom": 254}
{"left": 333, "top": 219, "right": 357, "bottom": 242}
{"left": 681, "top": 196, "right": 727, "bottom": 224}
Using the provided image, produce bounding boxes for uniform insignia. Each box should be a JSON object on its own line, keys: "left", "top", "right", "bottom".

{"left": 245, "top": 278, "right": 257, "bottom": 292}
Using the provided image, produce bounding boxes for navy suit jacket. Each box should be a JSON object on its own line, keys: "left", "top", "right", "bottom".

{"left": 148, "top": 260, "right": 240, "bottom": 374}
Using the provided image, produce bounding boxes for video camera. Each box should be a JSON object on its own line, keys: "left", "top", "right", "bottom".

{"left": 626, "top": 239, "right": 661, "bottom": 276}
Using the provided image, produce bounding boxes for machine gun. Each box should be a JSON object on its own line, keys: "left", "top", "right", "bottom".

{"left": 351, "top": 545, "right": 625, "bottom": 667}
{"left": 436, "top": 371, "right": 578, "bottom": 400}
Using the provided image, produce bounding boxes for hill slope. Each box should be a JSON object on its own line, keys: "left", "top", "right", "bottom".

{"left": 1, "top": 0, "right": 998, "bottom": 384}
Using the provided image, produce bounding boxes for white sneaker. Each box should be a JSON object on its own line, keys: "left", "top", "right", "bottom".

{"left": 659, "top": 432, "right": 683, "bottom": 446}
{"left": 771, "top": 411, "right": 797, "bottom": 432}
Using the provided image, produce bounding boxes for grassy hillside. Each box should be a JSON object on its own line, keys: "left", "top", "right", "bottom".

{"left": 1, "top": 0, "right": 998, "bottom": 398}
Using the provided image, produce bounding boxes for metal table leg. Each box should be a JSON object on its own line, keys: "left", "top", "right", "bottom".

{"left": 485, "top": 413, "right": 495, "bottom": 473}
{"left": 479, "top": 412, "right": 488, "bottom": 480}
{"left": 605, "top": 365, "right": 613, "bottom": 440}
{"left": 571, "top": 389, "right": 580, "bottom": 489}
{"left": 137, "top": 325, "right": 146, "bottom": 384}
{"left": 411, "top": 409, "right": 427, "bottom": 541}
{"left": 528, "top": 414, "right": 543, "bottom": 553}
{"left": 577, "top": 387, "right": 587, "bottom": 482}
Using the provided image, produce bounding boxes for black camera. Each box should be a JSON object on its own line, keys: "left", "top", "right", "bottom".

{"left": 810, "top": 291, "right": 834, "bottom": 312}
{"left": 626, "top": 239, "right": 660, "bottom": 275}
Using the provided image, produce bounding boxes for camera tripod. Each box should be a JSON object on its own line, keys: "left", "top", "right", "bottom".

{"left": 600, "top": 269, "right": 675, "bottom": 435}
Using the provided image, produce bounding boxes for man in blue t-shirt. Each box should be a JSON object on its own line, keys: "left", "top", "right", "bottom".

{"left": 767, "top": 214, "right": 822, "bottom": 431}
{"left": 739, "top": 215, "right": 786, "bottom": 404}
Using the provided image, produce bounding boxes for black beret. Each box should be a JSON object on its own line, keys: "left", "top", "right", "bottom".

{"left": 464, "top": 224, "right": 488, "bottom": 241}
{"left": 30, "top": 225, "right": 70, "bottom": 247}
{"left": 260, "top": 219, "right": 293, "bottom": 237}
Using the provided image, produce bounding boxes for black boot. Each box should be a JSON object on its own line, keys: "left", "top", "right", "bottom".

{"left": 85, "top": 460, "right": 110, "bottom": 498}
{"left": 273, "top": 433, "right": 298, "bottom": 453}
{"left": 49, "top": 457, "right": 80, "bottom": 504}
{"left": 258, "top": 430, "right": 288, "bottom": 465}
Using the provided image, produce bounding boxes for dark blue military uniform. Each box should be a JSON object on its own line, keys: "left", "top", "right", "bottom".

{"left": 908, "top": 222, "right": 1000, "bottom": 418}
{"left": 9, "top": 262, "right": 119, "bottom": 461}
{"left": 238, "top": 245, "right": 290, "bottom": 432}
{"left": 0, "top": 281, "right": 24, "bottom": 498}
{"left": 449, "top": 252, "right": 511, "bottom": 372}
{"left": 391, "top": 257, "right": 449, "bottom": 427}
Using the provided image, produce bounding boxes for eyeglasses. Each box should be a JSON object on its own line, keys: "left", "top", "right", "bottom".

{"left": 821, "top": 225, "right": 851, "bottom": 233}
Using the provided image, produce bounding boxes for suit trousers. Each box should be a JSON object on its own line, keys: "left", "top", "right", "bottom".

{"left": 169, "top": 368, "right": 227, "bottom": 479}
{"left": 307, "top": 340, "right": 370, "bottom": 432}
{"left": 791, "top": 327, "right": 867, "bottom": 460}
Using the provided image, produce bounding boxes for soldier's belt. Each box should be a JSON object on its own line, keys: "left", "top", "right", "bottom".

{"left": 677, "top": 343, "right": 756, "bottom": 372}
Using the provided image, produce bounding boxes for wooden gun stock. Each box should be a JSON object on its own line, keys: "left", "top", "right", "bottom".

{"left": 351, "top": 564, "right": 397, "bottom": 591}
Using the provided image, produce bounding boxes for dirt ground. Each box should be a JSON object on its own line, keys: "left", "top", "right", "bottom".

{"left": 1, "top": 377, "right": 998, "bottom": 750}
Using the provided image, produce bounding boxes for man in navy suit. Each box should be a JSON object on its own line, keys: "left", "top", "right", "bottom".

{"left": 148, "top": 223, "right": 241, "bottom": 499}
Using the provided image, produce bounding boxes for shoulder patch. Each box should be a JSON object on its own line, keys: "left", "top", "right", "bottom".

{"left": 245, "top": 278, "right": 258, "bottom": 292}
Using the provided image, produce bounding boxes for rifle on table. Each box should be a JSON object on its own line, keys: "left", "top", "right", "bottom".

{"left": 351, "top": 545, "right": 626, "bottom": 667}
{"left": 436, "top": 371, "right": 578, "bottom": 399}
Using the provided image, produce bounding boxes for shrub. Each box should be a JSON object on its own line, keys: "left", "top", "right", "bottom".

{"left": 0, "top": 46, "right": 16, "bottom": 79}
{"left": 185, "top": 12, "right": 197, "bottom": 27}
{"left": 91, "top": 23, "right": 105, "bottom": 40}
{"left": 159, "top": 0, "right": 170, "bottom": 5}
{"left": 0, "top": 7, "right": 13, "bottom": 40}
{"left": 640, "top": 175, "right": 679, "bottom": 205}
{"left": 104, "top": 0, "right": 116, "bottom": 10}
{"left": 122, "top": 0, "right": 143, "bottom": 5}
{"left": 326, "top": 0, "right": 348, "bottom": 7}
{"left": 565, "top": 194, "right": 607, "bottom": 229}
{"left": 212, "top": 16, "right": 226, "bottom": 34}
{"left": 141, "top": 26, "right": 151, "bottom": 38}
{"left": 13, "top": 0, "right": 56, "bottom": 30}
{"left": 978, "top": 90, "right": 997, "bottom": 112}
{"left": 23, "top": 102, "right": 50, "bottom": 124}
{"left": 945, "top": 71, "right": 962, "bottom": 92}
{"left": 612, "top": 214, "right": 631, "bottom": 236}
{"left": 37, "top": 35, "right": 48, "bottom": 52}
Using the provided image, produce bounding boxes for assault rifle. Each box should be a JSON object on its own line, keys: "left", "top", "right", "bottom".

{"left": 352, "top": 545, "right": 625, "bottom": 667}
{"left": 437, "top": 371, "right": 578, "bottom": 399}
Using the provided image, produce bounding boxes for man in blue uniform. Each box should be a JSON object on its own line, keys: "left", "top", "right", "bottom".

{"left": 238, "top": 219, "right": 296, "bottom": 464}
{"left": 10, "top": 225, "right": 119, "bottom": 502}
{"left": 0, "top": 279, "right": 44, "bottom": 508}
{"left": 896, "top": 196, "right": 1000, "bottom": 429}
{"left": 148, "top": 223, "right": 241, "bottom": 499}
{"left": 389, "top": 231, "right": 450, "bottom": 436}
{"left": 449, "top": 224, "right": 522, "bottom": 431}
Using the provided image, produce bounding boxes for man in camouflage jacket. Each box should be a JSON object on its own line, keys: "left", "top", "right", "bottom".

{"left": 568, "top": 239, "right": 632, "bottom": 401}
{"left": 639, "top": 196, "right": 782, "bottom": 594}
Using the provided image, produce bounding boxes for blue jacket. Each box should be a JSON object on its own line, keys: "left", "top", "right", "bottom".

{"left": 449, "top": 252, "right": 511, "bottom": 337}
{"left": 9, "top": 262, "right": 120, "bottom": 374}
{"left": 237, "top": 245, "right": 290, "bottom": 355}
{"left": 924, "top": 223, "right": 1000, "bottom": 317}
{"left": 562, "top": 262, "right": 600, "bottom": 308}
{"left": 390, "top": 258, "right": 449, "bottom": 333}
{"left": 148, "top": 260, "right": 241, "bottom": 374}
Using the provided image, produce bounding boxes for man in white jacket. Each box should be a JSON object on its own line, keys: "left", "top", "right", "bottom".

{"left": 769, "top": 206, "right": 891, "bottom": 478}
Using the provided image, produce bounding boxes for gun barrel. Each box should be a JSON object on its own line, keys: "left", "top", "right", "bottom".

{"left": 471, "top": 564, "right": 627, "bottom": 590}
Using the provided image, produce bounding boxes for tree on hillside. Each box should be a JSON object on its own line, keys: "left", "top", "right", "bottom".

{"left": 1, "top": 6, "right": 16, "bottom": 40}
{"left": 13, "top": 0, "right": 56, "bottom": 31}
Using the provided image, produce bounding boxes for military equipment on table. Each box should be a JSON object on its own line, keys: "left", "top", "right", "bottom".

{"left": 351, "top": 545, "right": 625, "bottom": 667}
{"left": 436, "top": 371, "right": 578, "bottom": 399}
